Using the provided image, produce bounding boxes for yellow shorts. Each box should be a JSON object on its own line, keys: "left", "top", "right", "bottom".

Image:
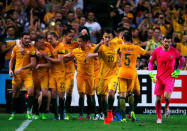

{"left": 108, "top": 77, "right": 118, "bottom": 92}
{"left": 49, "top": 73, "right": 65, "bottom": 92}
{"left": 94, "top": 78, "right": 99, "bottom": 91}
{"left": 12, "top": 71, "right": 33, "bottom": 89}
{"left": 33, "top": 72, "right": 49, "bottom": 94}
{"left": 65, "top": 73, "right": 74, "bottom": 92}
{"left": 97, "top": 78, "right": 111, "bottom": 95}
{"left": 133, "top": 75, "right": 140, "bottom": 91}
{"left": 77, "top": 76, "right": 94, "bottom": 95}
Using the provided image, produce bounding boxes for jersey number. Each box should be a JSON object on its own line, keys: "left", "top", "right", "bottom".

{"left": 108, "top": 56, "right": 114, "bottom": 62}
{"left": 124, "top": 53, "right": 131, "bottom": 66}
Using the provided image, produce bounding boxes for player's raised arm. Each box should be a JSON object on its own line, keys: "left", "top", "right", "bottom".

{"left": 94, "top": 40, "right": 104, "bottom": 53}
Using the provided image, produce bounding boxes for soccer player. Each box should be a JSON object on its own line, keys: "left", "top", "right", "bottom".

{"left": 94, "top": 30, "right": 119, "bottom": 124}
{"left": 148, "top": 35, "right": 185, "bottom": 123}
{"left": 32, "top": 35, "right": 52, "bottom": 120}
{"left": 8, "top": 32, "right": 36, "bottom": 120}
{"left": 62, "top": 30, "right": 78, "bottom": 120}
{"left": 118, "top": 31, "right": 149, "bottom": 123}
{"left": 64, "top": 34, "right": 97, "bottom": 120}
{"left": 44, "top": 32, "right": 66, "bottom": 120}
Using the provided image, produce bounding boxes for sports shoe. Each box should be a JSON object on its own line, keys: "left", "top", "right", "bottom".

{"left": 156, "top": 118, "right": 162, "bottom": 124}
{"left": 99, "top": 113, "right": 104, "bottom": 120}
{"left": 165, "top": 108, "right": 170, "bottom": 118}
{"left": 121, "top": 118, "right": 127, "bottom": 123}
{"left": 78, "top": 115, "right": 83, "bottom": 120}
{"left": 41, "top": 113, "right": 47, "bottom": 120}
{"left": 26, "top": 113, "right": 32, "bottom": 120}
{"left": 107, "top": 110, "right": 113, "bottom": 123}
{"left": 130, "top": 111, "right": 136, "bottom": 121}
{"left": 115, "top": 112, "right": 122, "bottom": 121}
{"left": 8, "top": 114, "right": 15, "bottom": 120}
{"left": 64, "top": 113, "right": 69, "bottom": 120}
{"left": 104, "top": 117, "right": 110, "bottom": 124}
{"left": 54, "top": 116, "right": 58, "bottom": 120}
{"left": 93, "top": 114, "right": 100, "bottom": 120}
{"left": 86, "top": 115, "right": 91, "bottom": 120}
{"left": 34, "top": 115, "right": 40, "bottom": 120}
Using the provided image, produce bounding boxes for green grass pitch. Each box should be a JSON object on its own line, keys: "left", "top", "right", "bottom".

{"left": 0, "top": 114, "right": 187, "bottom": 131}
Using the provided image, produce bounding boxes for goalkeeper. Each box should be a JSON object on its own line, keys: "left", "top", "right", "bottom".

{"left": 148, "top": 35, "right": 185, "bottom": 124}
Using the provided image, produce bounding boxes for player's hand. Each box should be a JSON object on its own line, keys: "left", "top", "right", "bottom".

{"left": 151, "top": 77, "right": 157, "bottom": 83}
{"left": 149, "top": 71, "right": 157, "bottom": 83}
{"left": 15, "top": 68, "right": 22, "bottom": 75}
{"left": 9, "top": 70, "right": 14, "bottom": 77}
{"left": 35, "top": 64, "right": 40, "bottom": 69}
{"left": 36, "top": 50, "right": 42, "bottom": 58}
{"left": 171, "top": 69, "right": 180, "bottom": 78}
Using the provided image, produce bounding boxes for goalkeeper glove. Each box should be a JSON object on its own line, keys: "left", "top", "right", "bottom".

{"left": 171, "top": 69, "right": 180, "bottom": 78}
{"left": 149, "top": 71, "right": 157, "bottom": 83}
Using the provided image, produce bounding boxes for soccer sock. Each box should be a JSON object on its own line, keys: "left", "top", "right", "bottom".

{"left": 101, "top": 96, "right": 107, "bottom": 117}
{"left": 87, "top": 95, "right": 92, "bottom": 115}
{"left": 33, "top": 97, "right": 39, "bottom": 115}
{"left": 128, "top": 95, "right": 135, "bottom": 112}
{"left": 40, "top": 96, "right": 48, "bottom": 113}
{"left": 27, "top": 95, "right": 34, "bottom": 113}
{"left": 119, "top": 97, "right": 126, "bottom": 119}
{"left": 134, "top": 95, "right": 140, "bottom": 112}
{"left": 11, "top": 97, "right": 18, "bottom": 114}
{"left": 59, "top": 98, "right": 65, "bottom": 116}
{"left": 97, "top": 95, "right": 102, "bottom": 114}
{"left": 65, "top": 95, "right": 72, "bottom": 113}
{"left": 108, "top": 95, "right": 114, "bottom": 111}
{"left": 165, "top": 101, "right": 170, "bottom": 109}
{"left": 91, "top": 95, "right": 96, "bottom": 114}
{"left": 155, "top": 102, "right": 161, "bottom": 119}
{"left": 51, "top": 98, "right": 58, "bottom": 117}
{"left": 79, "top": 96, "right": 84, "bottom": 116}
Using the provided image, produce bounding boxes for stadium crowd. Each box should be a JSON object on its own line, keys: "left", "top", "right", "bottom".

{"left": 0, "top": 0, "right": 187, "bottom": 124}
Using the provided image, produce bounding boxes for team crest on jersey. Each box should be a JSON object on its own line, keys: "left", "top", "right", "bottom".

{"left": 32, "top": 51, "right": 36, "bottom": 55}
{"left": 48, "top": 52, "right": 51, "bottom": 56}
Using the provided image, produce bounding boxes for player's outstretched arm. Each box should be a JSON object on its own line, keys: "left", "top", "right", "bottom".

{"left": 148, "top": 50, "right": 157, "bottom": 82}
{"left": 9, "top": 56, "right": 15, "bottom": 77}
{"left": 171, "top": 56, "right": 185, "bottom": 78}
{"left": 85, "top": 53, "right": 98, "bottom": 59}
{"left": 94, "top": 40, "right": 104, "bottom": 53}
{"left": 35, "top": 60, "right": 52, "bottom": 69}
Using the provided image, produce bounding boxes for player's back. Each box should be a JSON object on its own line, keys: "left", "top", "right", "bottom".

{"left": 119, "top": 44, "right": 146, "bottom": 79}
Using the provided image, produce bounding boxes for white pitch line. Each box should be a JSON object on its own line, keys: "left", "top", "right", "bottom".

{"left": 15, "top": 120, "right": 32, "bottom": 131}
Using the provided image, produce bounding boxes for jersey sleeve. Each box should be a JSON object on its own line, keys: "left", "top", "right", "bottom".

{"left": 11, "top": 46, "right": 17, "bottom": 58}
{"left": 175, "top": 48, "right": 182, "bottom": 59}
{"left": 137, "top": 46, "right": 146, "bottom": 56}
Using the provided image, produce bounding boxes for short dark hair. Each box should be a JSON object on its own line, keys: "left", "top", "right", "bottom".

{"left": 62, "top": 29, "right": 72, "bottom": 36}
{"left": 103, "top": 29, "right": 114, "bottom": 37}
{"left": 163, "top": 35, "right": 172, "bottom": 40}
{"left": 78, "top": 34, "right": 90, "bottom": 42}
{"left": 48, "top": 32, "right": 58, "bottom": 39}
{"left": 35, "top": 34, "right": 44, "bottom": 42}
{"left": 21, "top": 32, "right": 30, "bottom": 38}
{"left": 6, "top": 26, "right": 16, "bottom": 31}
{"left": 123, "top": 31, "right": 132, "bottom": 42}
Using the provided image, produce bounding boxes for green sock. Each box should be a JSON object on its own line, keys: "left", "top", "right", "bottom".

{"left": 119, "top": 97, "right": 126, "bottom": 118}
{"left": 65, "top": 96, "right": 72, "bottom": 113}
{"left": 11, "top": 97, "right": 18, "bottom": 114}
{"left": 59, "top": 98, "right": 64, "bottom": 116}
{"left": 128, "top": 95, "right": 135, "bottom": 112}
{"left": 51, "top": 98, "right": 58, "bottom": 117}
{"left": 97, "top": 95, "right": 102, "bottom": 114}
{"left": 101, "top": 95, "right": 107, "bottom": 117}
{"left": 79, "top": 96, "right": 84, "bottom": 116}
{"left": 108, "top": 95, "right": 114, "bottom": 111}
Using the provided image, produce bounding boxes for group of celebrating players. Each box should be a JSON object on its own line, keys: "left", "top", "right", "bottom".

{"left": 8, "top": 27, "right": 185, "bottom": 124}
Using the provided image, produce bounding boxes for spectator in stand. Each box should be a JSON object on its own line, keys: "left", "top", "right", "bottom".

{"left": 85, "top": 11, "right": 101, "bottom": 43}
{"left": 43, "top": 4, "right": 57, "bottom": 24}
{"left": 132, "top": 28, "right": 140, "bottom": 45}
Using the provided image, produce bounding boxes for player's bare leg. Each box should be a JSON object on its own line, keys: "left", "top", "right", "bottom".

{"left": 78, "top": 93, "right": 85, "bottom": 120}
{"left": 156, "top": 95, "right": 162, "bottom": 123}
{"left": 26, "top": 86, "right": 34, "bottom": 120}
{"left": 58, "top": 92, "right": 65, "bottom": 120}
{"left": 9, "top": 85, "right": 19, "bottom": 120}
{"left": 108, "top": 90, "right": 115, "bottom": 122}
{"left": 119, "top": 92, "right": 127, "bottom": 123}
{"left": 164, "top": 92, "right": 171, "bottom": 118}
{"left": 51, "top": 88, "right": 58, "bottom": 120}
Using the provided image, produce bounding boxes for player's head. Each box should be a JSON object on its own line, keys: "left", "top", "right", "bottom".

{"left": 47, "top": 32, "right": 58, "bottom": 45}
{"left": 123, "top": 31, "right": 132, "bottom": 42}
{"left": 35, "top": 35, "right": 44, "bottom": 48}
{"left": 102, "top": 29, "right": 114, "bottom": 44}
{"left": 162, "top": 35, "right": 172, "bottom": 50}
{"left": 21, "top": 32, "right": 31, "bottom": 46}
{"left": 62, "top": 29, "right": 74, "bottom": 43}
{"left": 77, "top": 34, "right": 90, "bottom": 47}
